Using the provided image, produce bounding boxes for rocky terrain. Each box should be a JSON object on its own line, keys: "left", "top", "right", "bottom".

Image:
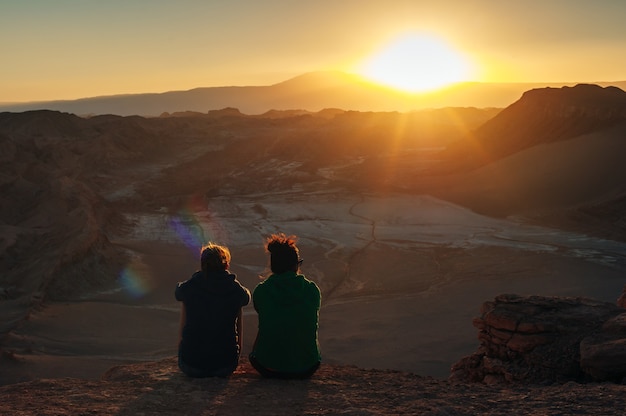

{"left": 456, "top": 84, "right": 626, "bottom": 162}
{"left": 2, "top": 84, "right": 626, "bottom": 413}
{"left": 0, "top": 105, "right": 497, "bottom": 305}
{"left": 0, "top": 361, "right": 619, "bottom": 415}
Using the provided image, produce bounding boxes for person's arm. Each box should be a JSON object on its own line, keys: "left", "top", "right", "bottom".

{"left": 178, "top": 304, "right": 186, "bottom": 345}
{"left": 237, "top": 308, "right": 243, "bottom": 354}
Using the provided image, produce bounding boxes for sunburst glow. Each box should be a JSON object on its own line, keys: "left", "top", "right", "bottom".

{"left": 359, "top": 34, "right": 473, "bottom": 93}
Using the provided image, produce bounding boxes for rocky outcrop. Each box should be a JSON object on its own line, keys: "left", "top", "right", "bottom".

{"left": 474, "top": 84, "right": 626, "bottom": 160}
{"left": 617, "top": 285, "right": 626, "bottom": 308}
{"left": 450, "top": 294, "right": 625, "bottom": 384}
{"left": 442, "top": 84, "right": 626, "bottom": 169}
{"left": 580, "top": 313, "right": 626, "bottom": 382}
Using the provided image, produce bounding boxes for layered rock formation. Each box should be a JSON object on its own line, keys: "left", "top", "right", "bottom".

{"left": 451, "top": 294, "right": 626, "bottom": 384}
{"left": 617, "top": 284, "right": 626, "bottom": 308}
{"left": 580, "top": 313, "right": 626, "bottom": 381}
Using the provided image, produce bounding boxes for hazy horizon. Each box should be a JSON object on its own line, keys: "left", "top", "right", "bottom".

{"left": 2, "top": 1, "right": 626, "bottom": 103}
{"left": 2, "top": 71, "right": 626, "bottom": 107}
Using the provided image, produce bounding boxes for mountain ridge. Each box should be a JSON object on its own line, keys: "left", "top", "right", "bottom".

{"left": 437, "top": 84, "right": 626, "bottom": 170}
{"left": 2, "top": 71, "right": 625, "bottom": 116}
{"left": 420, "top": 84, "right": 626, "bottom": 230}
{"left": 475, "top": 84, "right": 626, "bottom": 159}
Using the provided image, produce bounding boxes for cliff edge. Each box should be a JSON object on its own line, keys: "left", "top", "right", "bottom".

{"left": 2, "top": 356, "right": 626, "bottom": 416}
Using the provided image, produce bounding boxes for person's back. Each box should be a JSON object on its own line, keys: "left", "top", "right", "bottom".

{"left": 249, "top": 233, "right": 321, "bottom": 379}
{"left": 176, "top": 243, "right": 250, "bottom": 377}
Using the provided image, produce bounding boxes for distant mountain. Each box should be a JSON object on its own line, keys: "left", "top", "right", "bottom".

{"left": 2, "top": 71, "right": 625, "bottom": 116}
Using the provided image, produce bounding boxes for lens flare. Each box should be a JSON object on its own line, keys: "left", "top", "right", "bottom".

{"left": 168, "top": 214, "right": 206, "bottom": 253}
{"left": 118, "top": 260, "right": 153, "bottom": 299}
{"left": 167, "top": 195, "right": 230, "bottom": 253}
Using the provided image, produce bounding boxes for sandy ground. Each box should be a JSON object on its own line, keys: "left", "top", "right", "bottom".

{"left": 3, "top": 192, "right": 626, "bottom": 385}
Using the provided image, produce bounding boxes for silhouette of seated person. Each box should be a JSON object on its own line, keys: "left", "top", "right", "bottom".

{"left": 249, "top": 233, "right": 321, "bottom": 379}
{"left": 176, "top": 243, "right": 250, "bottom": 377}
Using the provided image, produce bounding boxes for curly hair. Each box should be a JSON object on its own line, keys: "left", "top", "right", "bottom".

{"left": 266, "top": 233, "right": 300, "bottom": 274}
{"left": 200, "top": 243, "right": 231, "bottom": 273}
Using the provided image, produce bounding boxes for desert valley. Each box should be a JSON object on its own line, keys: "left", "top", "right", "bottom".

{"left": 2, "top": 80, "right": 626, "bottom": 414}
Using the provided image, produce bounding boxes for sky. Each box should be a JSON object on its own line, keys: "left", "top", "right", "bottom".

{"left": 2, "top": 0, "right": 626, "bottom": 103}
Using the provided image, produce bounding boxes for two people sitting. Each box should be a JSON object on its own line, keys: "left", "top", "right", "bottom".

{"left": 175, "top": 233, "right": 321, "bottom": 379}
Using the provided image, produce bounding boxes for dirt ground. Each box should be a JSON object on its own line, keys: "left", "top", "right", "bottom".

{"left": 2, "top": 356, "right": 626, "bottom": 416}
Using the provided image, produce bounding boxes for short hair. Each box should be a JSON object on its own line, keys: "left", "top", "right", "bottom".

{"left": 200, "top": 243, "right": 231, "bottom": 272}
{"left": 266, "top": 233, "right": 300, "bottom": 274}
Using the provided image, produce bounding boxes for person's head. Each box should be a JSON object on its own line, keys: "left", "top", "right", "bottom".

{"left": 200, "top": 243, "right": 231, "bottom": 273}
{"left": 266, "top": 233, "right": 301, "bottom": 274}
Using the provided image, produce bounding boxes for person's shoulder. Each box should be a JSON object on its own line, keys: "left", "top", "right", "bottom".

{"left": 176, "top": 271, "right": 202, "bottom": 290}
{"left": 301, "top": 276, "right": 321, "bottom": 306}
{"left": 184, "top": 271, "right": 204, "bottom": 284}
{"left": 301, "top": 275, "right": 319, "bottom": 286}
{"left": 301, "top": 275, "right": 321, "bottom": 293}
{"left": 233, "top": 276, "right": 251, "bottom": 295}
{"left": 252, "top": 277, "right": 271, "bottom": 294}
{"left": 239, "top": 284, "right": 251, "bottom": 305}
{"left": 175, "top": 271, "right": 201, "bottom": 300}
{"left": 256, "top": 274, "right": 275, "bottom": 285}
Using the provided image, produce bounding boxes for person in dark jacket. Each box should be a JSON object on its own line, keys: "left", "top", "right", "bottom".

{"left": 176, "top": 242, "right": 250, "bottom": 377}
{"left": 249, "top": 233, "right": 321, "bottom": 379}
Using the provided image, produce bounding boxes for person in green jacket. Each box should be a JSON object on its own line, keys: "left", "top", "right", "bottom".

{"left": 249, "top": 233, "right": 321, "bottom": 379}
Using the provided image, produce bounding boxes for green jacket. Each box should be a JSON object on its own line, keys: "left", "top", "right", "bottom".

{"left": 252, "top": 271, "right": 321, "bottom": 372}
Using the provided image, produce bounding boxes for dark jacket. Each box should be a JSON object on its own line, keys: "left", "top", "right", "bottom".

{"left": 176, "top": 270, "right": 250, "bottom": 371}
{"left": 252, "top": 271, "right": 321, "bottom": 372}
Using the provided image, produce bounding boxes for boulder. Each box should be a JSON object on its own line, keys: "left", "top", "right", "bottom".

{"left": 451, "top": 294, "right": 623, "bottom": 383}
{"left": 580, "top": 313, "right": 626, "bottom": 382}
{"left": 617, "top": 285, "right": 626, "bottom": 308}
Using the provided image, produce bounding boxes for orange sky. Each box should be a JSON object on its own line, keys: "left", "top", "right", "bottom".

{"left": 2, "top": 0, "right": 626, "bottom": 103}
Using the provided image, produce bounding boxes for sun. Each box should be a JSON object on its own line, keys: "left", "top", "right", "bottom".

{"left": 358, "top": 33, "right": 473, "bottom": 93}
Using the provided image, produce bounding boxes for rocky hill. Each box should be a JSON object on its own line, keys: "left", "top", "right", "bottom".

{"left": 476, "top": 84, "right": 626, "bottom": 160}
{"left": 441, "top": 84, "right": 626, "bottom": 167}
{"left": 424, "top": 85, "right": 626, "bottom": 238}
